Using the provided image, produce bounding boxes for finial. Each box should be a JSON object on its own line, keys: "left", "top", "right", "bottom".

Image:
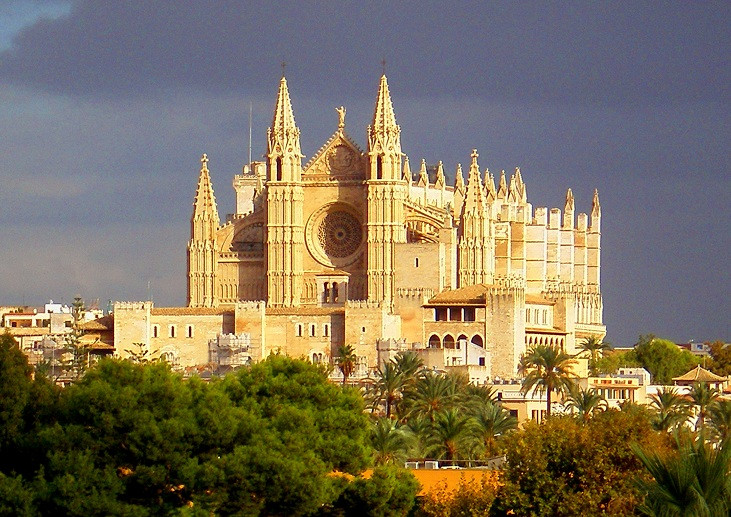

{"left": 336, "top": 106, "right": 346, "bottom": 129}
{"left": 280, "top": 61, "right": 287, "bottom": 77}
{"left": 201, "top": 153, "right": 209, "bottom": 168}
{"left": 381, "top": 57, "right": 386, "bottom": 76}
{"left": 471, "top": 149, "right": 479, "bottom": 164}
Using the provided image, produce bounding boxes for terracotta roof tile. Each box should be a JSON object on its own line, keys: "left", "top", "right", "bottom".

{"left": 427, "top": 284, "right": 491, "bottom": 305}
{"left": 673, "top": 365, "right": 727, "bottom": 383}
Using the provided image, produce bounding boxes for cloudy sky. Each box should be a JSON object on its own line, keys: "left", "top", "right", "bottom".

{"left": 0, "top": 1, "right": 728, "bottom": 346}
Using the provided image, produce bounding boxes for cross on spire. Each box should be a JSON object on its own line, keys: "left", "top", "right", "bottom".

{"left": 381, "top": 57, "right": 386, "bottom": 75}
{"left": 280, "top": 61, "right": 287, "bottom": 77}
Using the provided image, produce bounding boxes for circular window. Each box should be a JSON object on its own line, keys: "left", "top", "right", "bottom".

{"left": 318, "top": 211, "right": 362, "bottom": 258}
{"left": 306, "top": 204, "right": 364, "bottom": 267}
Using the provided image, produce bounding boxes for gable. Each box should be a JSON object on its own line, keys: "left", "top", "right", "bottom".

{"left": 302, "top": 131, "right": 367, "bottom": 181}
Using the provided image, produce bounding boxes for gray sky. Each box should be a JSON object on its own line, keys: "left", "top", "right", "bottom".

{"left": 0, "top": 1, "right": 728, "bottom": 346}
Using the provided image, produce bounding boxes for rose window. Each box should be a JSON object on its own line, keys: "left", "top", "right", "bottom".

{"left": 317, "top": 211, "right": 362, "bottom": 258}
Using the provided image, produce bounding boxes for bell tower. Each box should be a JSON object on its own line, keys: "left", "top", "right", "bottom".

{"left": 366, "top": 75, "right": 407, "bottom": 307}
{"left": 265, "top": 76, "right": 305, "bottom": 307}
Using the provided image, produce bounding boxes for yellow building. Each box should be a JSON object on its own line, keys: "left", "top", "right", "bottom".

{"left": 116, "top": 74, "right": 605, "bottom": 378}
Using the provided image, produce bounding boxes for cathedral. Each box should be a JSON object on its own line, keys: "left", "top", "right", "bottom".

{"left": 179, "top": 74, "right": 605, "bottom": 379}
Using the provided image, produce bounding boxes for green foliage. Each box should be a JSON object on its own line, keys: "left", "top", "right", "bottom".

{"left": 0, "top": 332, "right": 33, "bottom": 454}
{"left": 336, "top": 344, "right": 357, "bottom": 386}
{"left": 423, "top": 409, "right": 474, "bottom": 462}
{"left": 633, "top": 335, "right": 699, "bottom": 384}
{"left": 563, "top": 385, "right": 607, "bottom": 423}
{"left": 577, "top": 336, "right": 612, "bottom": 375}
{"left": 370, "top": 418, "right": 411, "bottom": 466}
{"left": 1, "top": 355, "right": 375, "bottom": 515}
{"left": 708, "top": 400, "right": 731, "bottom": 444}
{"left": 492, "top": 409, "right": 672, "bottom": 516}
{"left": 634, "top": 436, "right": 731, "bottom": 517}
{"left": 325, "top": 466, "right": 420, "bottom": 517}
{"left": 471, "top": 402, "right": 518, "bottom": 456}
{"left": 594, "top": 348, "right": 641, "bottom": 374}
{"left": 520, "top": 344, "right": 576, "bottom": 417}
{"left": 649, "top": 387, "right": 691, "bottom": 432}
{"left": 688, "top": 382, "right": 719, "bottom": 432}
{"left": 707, "top": 341, "right": 731, "bottom": 376}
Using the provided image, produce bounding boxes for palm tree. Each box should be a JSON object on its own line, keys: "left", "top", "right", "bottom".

{"left": 336, "top": 344, "right": 357, "bottom": 386}
{"left": 709, "top": 400, "right": 731, "bottom": 444}
{"left": 648, "top": 387, "right": 690, "bottom": 432}
{"left": 577, "top": 336, "right": 612, "bottom": 374}
{"left": 563, "top": 385, "right": 607, "bottom": 423}
{"left": 461, "top": 383, "right": 498, "bottom": 411}
{"left": 424, "top": 409, "right": 473, "bottom": 464}
{"left": 372, "top": 362, "right": 405, "bottom": 418}
{"left": 520, "top": 344, "right": 577, "bottom": 418}
{"left": 392, "top": 350, "right": 424, "bottom": 378}
{"left": 471, "top": 402, "right": 518, "bottom": 456}
{"left": 407, "top": 371, "right": 459, "bottom": 422}
{"left": 370, "top": 418, "right": 411, "bottom": 466}
{"left": 633, "top": 435, "right": 731, "bottom": 516}
{"left": 688, "top": 382, "right": 719, "bottom": 431}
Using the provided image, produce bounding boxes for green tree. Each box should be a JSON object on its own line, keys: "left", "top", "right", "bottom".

{"left": 470, "top": 402, "right": 517, "bottom": 456}
{"left": 633, "top": 335, "right": 699, "bottom": 384}
{"left": 0, "top": 332, "right": 33, "bottom": 458}
{"left": 707, "top": 341, "right": 731, "bottom": 376}
{"left": 563, "top": 385, "right": 607, "bottom": 423}
{"left": 392, "top": 350, "right": 424, "bottom": 379}
{"left": 577, "top": 336, "right": 612, "bottom": 375}
{"left": 370, "top": 418, "right": 411, "bottom": 466}
{"left": 325, "top": 466, "right": 419, "bottom": 517}
{"left": 492, "top": 410, "right": 672, "bottom": 516}
{"left": 709, "top": 400, "right": 731, "bottom": 444}
{"left": 520, "top": 344, "right": 577, "bottom": 418}
{"left": 634, "top": 435, "right": 731, "bottom": 517}
{"left": 424, "top": 409, "right": 473, "bottom": 463}
{"left": 336, "top": 344, "right": 357, "bottom": 386}
{"left": 371, "top": 362, "right": 406, "bottom": 418}
{"left": 407, "top": 371, "right": 459, "bottom": 422}
{"left": 649, "top": 387, "right": 690, "bottom": 432}
{"left": 688, "top": 382, "right": 719, "bottom": 432}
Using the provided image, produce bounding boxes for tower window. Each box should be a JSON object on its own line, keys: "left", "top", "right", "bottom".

{"left": 323, "top": 324, "right": 330, "bottom": 337}
{"left": 310, "top": 324, "right": 316, "bottom": 337}
{"left": 376, "top": 156, "right": 383, "bottom": 179}
{"left": 152, "top": 325, "right": 159, "bottom": 338}
{"left": 276, "top": 157, "right": 282, "bottom": 181}
{"left": 296, "top": 324, "right": 303, "bottom": 337}
{"left": 169, "top": 325, "right": 176, "bottom": 338}
{"left": 187, "top": 325, "right": 193, "bottom": 338}
{"left": 464, "top": 307, "right": 475, "bottom": 322}
{"left": 415, "top": 257, "right": 419, "bottom": 268}
{"left": 332, "top": 282, "right": 339, "bottom": 303}
{"left": 362, "top": 327, "right": 366, "bottom": 333}
{"left": 323, "top": 283, "right": 330, "bottom": 304}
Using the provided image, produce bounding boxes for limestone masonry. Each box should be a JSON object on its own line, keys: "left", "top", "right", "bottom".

{"left": 115, "top": 75, "right": 605, "bottom": 380}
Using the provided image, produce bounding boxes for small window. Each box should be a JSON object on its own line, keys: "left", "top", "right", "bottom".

{"left": 169, "top": 325, "right": 176, "bottom": 338}
{"left": 361, "top": 327, "right": 366, "bottom": 333}
{"left": 152, "top": 325, "right": 159, "bottom": 338}
{"left": 435, "top": 307, "right": 448, "bottom": 321}
{"left": 414, "top": 257, "right": 419, "bottom": 268}
{"left": 323, "top": 324, "right": 329, "bottom": 337}
{"left": 478, "top": 357, "right": 485, "bottom": 366}
{"left": 297, "top": 324, "right": 303, "bottom": 337}
{"left": 542, "top": 310, "right": 547, "bottom": 325}
{"left": 186, "top": 325, "right": 193, "bottom": 338}
{"left": 310, "top": 324, "right": 316, "bottom": 337}
{"left": 464, "top": 307, "right": 475, "bottom": 322}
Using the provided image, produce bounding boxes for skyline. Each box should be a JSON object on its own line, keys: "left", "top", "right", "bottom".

{"left": 0, "top": 1, "right": 728, "bottom": 346}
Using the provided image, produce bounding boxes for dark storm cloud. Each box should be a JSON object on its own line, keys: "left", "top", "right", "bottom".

{"left": 1, "top": 1, "right": 728, "bottom": 104}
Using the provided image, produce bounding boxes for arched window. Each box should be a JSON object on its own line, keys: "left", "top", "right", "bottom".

{"left": 313, "top": 353, "right": 319, "bottom": 363}
{"left": 310, "top": 324, "right": 316, "bottom": 337}
{"left": 443, "top": 334, "right": 455, "bottom": 349}
{"left": 332, "top": 282, "right": 339, "bottom": 303}
{"left": 457, "top": 334, "right": 468, "bottom": 350}
{"left": 323, "top": 282, "right": 330, "bottom": 304}
{"left": 276, "top": 157, "right": 282, "bottom": 181}
{"left": 169, "top": 325, "right": 176, "bottom": 338}
{"left": 324, "top": 324, "right": 329, "bottom": 337}
{"left": 428, "top": 334, "right": 441, "bottom": 348}
{"left": 296, "top": 324, "right": 303, "bottom": 337}
{"left": 376, "top": 156, "right": 383, "bottom": 179}
{"left": 152, "top": 325, "right": 159, "bottom": 338}
{"left": 471, "top": 335, "right": 484, "bottom": 348}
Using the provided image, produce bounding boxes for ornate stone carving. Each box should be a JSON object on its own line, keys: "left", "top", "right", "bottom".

{"left": 327, "top": 144, "right": 356, "bottom": 175}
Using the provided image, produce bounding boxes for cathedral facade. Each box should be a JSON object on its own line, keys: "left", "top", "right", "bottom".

{"left": 184, "top": 75, "right": 605, "bottom": 379}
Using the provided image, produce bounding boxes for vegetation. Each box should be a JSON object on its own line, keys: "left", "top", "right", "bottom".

{"left": 520, "top": 344, "right": 576, "bottom": 417}
{"left": 2, "top": 330, "right": 730, "bottom": 515}
{"left": 632, "top": 335, "right": 699, "bottom": 384}
{"left": 577, "top": 336, "right": 612, "bottom": 375}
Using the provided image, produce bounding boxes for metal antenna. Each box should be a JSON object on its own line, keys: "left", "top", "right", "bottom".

{"left": 248, "top": 101, "right": 252, "bottom": 167}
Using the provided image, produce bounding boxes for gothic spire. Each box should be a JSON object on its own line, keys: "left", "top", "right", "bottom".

{"left": 272, "top": 76, "right": 297, "bottom": 136}
{"left": 564, "top": 188, "right": 575, "bottom": 212}
{"left": 372, "top": 74, "right": 398, "bottom": 134}
{"left": 485, "top": 169, "right": 496, "bottom": 202}
{"left": 514, "top": 167, "right": 527, "bottom": 203}
{"left": 463, "top": 149, "right": 486, "bottom": 209}
{"left": 417, "top": 159, "right": 429, "bottom": 187}
{"left": 402, "top": 155, "right": 412, "bottom": 182}
{"left": 591, "top": 188, "right": 601, "bottom": 217}
{"left": 454, "top": 163, "right": 465, "bottom": 193}
{"left": 193, "top": 153, "right": 219, "bottom": 225}
{"left": 435, "top": 161, "right": 446, "bottom": 188}
{"left": 497, "top": 170, "right": 508, "bottom": 200}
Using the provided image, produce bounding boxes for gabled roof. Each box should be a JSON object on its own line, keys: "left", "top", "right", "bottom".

{"left": 302, "top": 129, "right": 365, "bottom": 176}
{"left": 672, "top": 365, "right": 727, "bottom": 383}
{"left": 79, "top": 314, "right": 114, "bottom": 331}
